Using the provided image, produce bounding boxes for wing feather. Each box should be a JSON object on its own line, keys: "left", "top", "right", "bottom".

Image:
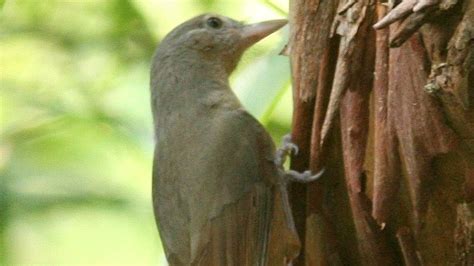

{"left": 153, "top": 109, "right": 299, "bottom": 265}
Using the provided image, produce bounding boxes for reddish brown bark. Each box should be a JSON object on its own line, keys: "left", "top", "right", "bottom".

{"left": 388, "top": 32, "right": 458, "bottom": 231}
{"left": 288, "top": 1, "right": 338, "bottom": 264}
{"left": 396, "top": 227, "right": 422, "bottom": 266}
{"left": 455, "top": 203, "right": 474, "bottom": 265}
{"left": 287, "top": 0, "right": 474, "bottom": 264}
{"left": 372, "top": 5, "right": 402, "bottom": 226}
{"left": 339, "top": 6, "right": 399, "bottom": 263}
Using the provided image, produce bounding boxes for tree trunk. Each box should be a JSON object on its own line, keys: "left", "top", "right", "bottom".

{"left": 287, "top": 0, "right": 474, "bottom": 265}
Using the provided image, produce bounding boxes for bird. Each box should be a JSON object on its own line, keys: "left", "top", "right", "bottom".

{"left": 150, "top": 13, "right": 321, "bottom": 266}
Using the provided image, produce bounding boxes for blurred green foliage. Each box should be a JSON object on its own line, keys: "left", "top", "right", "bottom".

{"left": 0, "top": 0, "right": 291, "bottom": 264}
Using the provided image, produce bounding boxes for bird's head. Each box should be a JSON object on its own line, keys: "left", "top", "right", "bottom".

{"left": 154, "top": 13, "right": 287, "bottom": 75}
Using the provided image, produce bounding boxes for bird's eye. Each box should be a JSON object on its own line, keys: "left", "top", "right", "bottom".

{"left": 206, "top": 17, "right": 223, "bottom": 29}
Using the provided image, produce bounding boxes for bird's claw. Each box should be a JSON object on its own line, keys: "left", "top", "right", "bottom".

{"left": 283, "top": 134, "right": 299, "bottom": 156}
{"left": 275, "top": 134, "right": 325, "bottom": 184}
{"left": 275, "top": 134, "right": 299, "bottom": 168}
{"left": 284, "top": 168, "right": 325, "bottom": 183}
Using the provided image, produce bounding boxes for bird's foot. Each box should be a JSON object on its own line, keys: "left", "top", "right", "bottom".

{"left": 274, "top": 134, "right": 298, "bottom": 169}
{"left": 275, "top": 134, "right": 325, "bottom": 183}
{"left": 284, "top": 169, "right": 325, "bottom": 183}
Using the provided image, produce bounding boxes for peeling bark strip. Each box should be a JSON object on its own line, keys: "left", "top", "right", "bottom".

{"left": 339, "top": 2, "right": 399, "bottom": 264}
{"left": 396, "top": 227, "right": 422, "bottom": 266}
{"left": 289, "top": 0, "right": 336, "bottom": 102}
{"left": 320, "top": 0, "right": 372, "bottom": 148}
{"left": 288, "top": 0, "right": 338, "bottom": 265}
{"left": 372, "top": 4, "right": 402, "bottom": 226}
{"left": 306, "top": 33, "right": 341, "bottom": 266}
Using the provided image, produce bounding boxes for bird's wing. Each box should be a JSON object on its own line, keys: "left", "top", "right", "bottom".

{"left": 153, "top": 108, "right": 300, "bottom": 265}
{"left": 188, "top": 109, "right": 300, "bottom": 266}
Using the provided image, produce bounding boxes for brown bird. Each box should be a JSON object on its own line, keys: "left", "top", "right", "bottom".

{"left": 150, "top": 13, "right": 320, "bottom": 265}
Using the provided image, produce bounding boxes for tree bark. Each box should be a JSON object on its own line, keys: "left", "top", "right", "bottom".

{"left": 287, "top": 0, "right": 474, "bottom": 265}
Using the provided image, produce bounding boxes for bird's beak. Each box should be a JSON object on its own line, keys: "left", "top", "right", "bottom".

{"left": 239, "top": 19, "right": 287, "bottom": 49}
